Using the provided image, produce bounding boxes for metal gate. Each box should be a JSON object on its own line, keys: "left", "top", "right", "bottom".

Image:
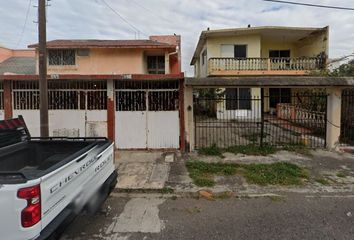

{"left": 12, "top": 80, "right": 107, "bottom": 137}
{"left": 0, "top": 81, "right": 3, "bottom": 120}
{"left": 341, "top": 89, "right": 354, "bottom": 145}
{"left": 194, "top": 88, "right": 327, "bottom": 149}
{"left": 115, "top": 80, "right": 180, "bottom": 149}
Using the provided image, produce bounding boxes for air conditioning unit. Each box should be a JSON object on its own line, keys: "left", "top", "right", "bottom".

{"left": 77, "top": 49, "right": 90, "bottom": 56}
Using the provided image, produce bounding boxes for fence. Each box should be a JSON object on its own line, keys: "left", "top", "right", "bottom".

{"left": 194, "top": 89, "right": 327, "bottom": 149}
{"left": 208, "top": 57, "right": 323, "bottom": 73}
{"left": 0, "top": 81, "right": 3, "bottom": 111}
{"left": 12, "top": 80, "right": 107, "bottom": 110}
{"left": 341, "top": 89, "right": 354, "bottom": 145}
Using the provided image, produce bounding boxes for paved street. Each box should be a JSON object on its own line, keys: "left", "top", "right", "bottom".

{"left": 61, "top": 193, "right": 354, "bottom": 240}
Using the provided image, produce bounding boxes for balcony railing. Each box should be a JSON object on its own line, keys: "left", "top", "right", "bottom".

{"left": 208, "top": 57, "right": 324, "bottom": 76}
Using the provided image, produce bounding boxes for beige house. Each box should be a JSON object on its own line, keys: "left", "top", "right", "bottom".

{"left": 190, "top": 26, "right": 329, "bottom": 119}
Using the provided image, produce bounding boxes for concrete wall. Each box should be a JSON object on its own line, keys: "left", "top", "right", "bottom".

{"left": 296, "top": 29, "right": 328, "bottom": 58}
{"left": 14, "top": 110, "right": 107, "bottom": 137}
{"left": 45, "top": 48, "right": 150, "bottom": 75}
{"left": 261, "top": 41, "right": 297, "bottom": 58}
{"left": 0, "top": 47, "right": 35, "bottom": 63}
{"left": 207, "top": 34, "right": 262, "bottom": 58}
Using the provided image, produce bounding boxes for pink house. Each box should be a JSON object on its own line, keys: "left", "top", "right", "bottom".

{"left": 0, "top": 35, "right": 185, "bottom": 150}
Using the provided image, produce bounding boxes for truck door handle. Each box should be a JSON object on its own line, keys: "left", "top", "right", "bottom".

{"left": 76, "top": 154, "right": 87, "bottom": 163}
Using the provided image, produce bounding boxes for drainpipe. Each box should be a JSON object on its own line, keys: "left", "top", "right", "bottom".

{"left": 168, "top": 46, "right": 179, "bottom": 74}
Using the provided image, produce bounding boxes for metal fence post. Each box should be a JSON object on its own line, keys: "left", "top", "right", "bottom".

{"left": 260, "top": 88, "right": 264, "bottom": 147}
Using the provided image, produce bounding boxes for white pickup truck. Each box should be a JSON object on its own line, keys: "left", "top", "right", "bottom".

{"left": 0, "top": 116, "right": 117, "bottom": 240}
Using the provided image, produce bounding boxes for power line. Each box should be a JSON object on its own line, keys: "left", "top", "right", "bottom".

{"left": 16, "top": 0, "right": 32, "bottom": 47}
{"left": 263, "top": 0, "right": 354, "bottom": 11}
{"left": 129, "top": 0, "right": 173, "bottom": 24}
{"left": 101, "top": 0, "right": 147, "bottom": 38}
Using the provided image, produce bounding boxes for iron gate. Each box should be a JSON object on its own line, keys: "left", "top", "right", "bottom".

{"left": 341, "top": 89, "right": 354, "bottom": 145}
{"left": 194, "top": 88, "right": 327, "bottom": 149}
{"left": 115, "top": 80, "right": 180, "bottom": 149}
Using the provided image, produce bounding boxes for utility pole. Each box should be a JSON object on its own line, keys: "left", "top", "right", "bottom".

{"left": 38, "top": 0, "right": 49, "bottom": 137}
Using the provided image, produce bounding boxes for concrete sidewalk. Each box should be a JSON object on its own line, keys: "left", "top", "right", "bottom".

{"left": 114, "top": 150, "right": 176, "bottom": 190}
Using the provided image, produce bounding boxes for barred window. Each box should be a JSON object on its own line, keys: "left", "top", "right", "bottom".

{"left": 48, "top": 49, "right": 76, "bottom": 66}
{"left": 147, "top": 56, "right": 165, "bottom": 74}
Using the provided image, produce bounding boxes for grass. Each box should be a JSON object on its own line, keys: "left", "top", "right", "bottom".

{"left": 315, "top": 177, "right": 330, "bottom": 185}
{"left": 242, "top": 162, "right": 309, "bottom": 186}
{"left": 336, "top": 172, "right": 346, "bottom": 178}
{"left": 198, "top": 144, "right": 223, "bottom": 156}
{"left": 186, "top": 161, "right": 239, "bottom": 187}
{"left": 186, "top": 161, "right": 308, "bottom": 187}
{"left": 198, "top": 142, "right": 314, "bottom": 157}
{"left": 226, "top": 144, "right": 277, "bottom": 156}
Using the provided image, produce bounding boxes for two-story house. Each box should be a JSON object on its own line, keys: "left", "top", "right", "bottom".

{"left": 191, "top": 26, "right": 329, "bottom": 119}
{"left": 28, "top": 36, "right": 181, "bottom": 75}
{"left": 0, "top": 35, "right": 184, "bottom": 150}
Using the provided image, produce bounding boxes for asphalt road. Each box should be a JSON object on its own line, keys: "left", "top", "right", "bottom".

{"left": 61, "top": 193, "right": 354, "bottom": 240}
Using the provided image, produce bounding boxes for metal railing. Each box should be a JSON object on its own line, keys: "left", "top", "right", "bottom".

{"left": 208, "top": 57, "right": 324, "bottom": 74}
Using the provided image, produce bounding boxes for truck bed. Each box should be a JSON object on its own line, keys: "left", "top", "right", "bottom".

{"left": 0, "top": 140, "right": 104, "bottom": 181}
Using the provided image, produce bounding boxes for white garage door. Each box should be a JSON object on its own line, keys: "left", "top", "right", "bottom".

{"left": 115, "top": 81, "right": 180, "bottom": 149}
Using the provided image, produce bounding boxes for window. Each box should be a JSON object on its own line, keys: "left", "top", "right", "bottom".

{"left": 147, "top": 56, "right": 165, "bottom": 74}
{"left": 269, "top": 50, "right": 290, "bottom": 58}
{"left": 234, "top": 45, "right": 247, "bottom": 59}
{"left": 201, "top": 50, "right": 207, "bottom": 65}
{"left": 225, "top": 88, "right": 251, "bottom": 110}
{"left": 48, "top": 49, "right": 76, "bottom": 66}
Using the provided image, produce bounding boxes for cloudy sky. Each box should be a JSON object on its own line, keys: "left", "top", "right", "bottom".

{"left": 1, "top": 0, "right": 354, "bottom": 76}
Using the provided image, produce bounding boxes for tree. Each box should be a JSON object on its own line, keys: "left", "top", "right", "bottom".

{"left": 331, "top": 59, "right": 354, "bottom": 76}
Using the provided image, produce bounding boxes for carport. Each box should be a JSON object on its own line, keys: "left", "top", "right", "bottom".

{"left": 183, "top": 76, "right": 354, "bottom": 151}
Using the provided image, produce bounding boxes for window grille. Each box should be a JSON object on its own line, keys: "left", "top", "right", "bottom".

{"left": 48, "top": 49, "right": 76, "bottom": 65}
{"left": 12, "top": 80, "right": 107, "bottom": 110}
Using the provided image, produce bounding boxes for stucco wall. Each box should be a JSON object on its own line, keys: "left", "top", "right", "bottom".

{"left": 296, "top": 30, "right": 328, "bottom": 58}
{"left": 261, "top": 41, "right": 298, "bottom": 58}
{"left": 206, "top": 34, "right": 262, "bottom": 58}
{"left": 0, "top": 47, "right": 35, "bottom": 63}
{"left": 46, "top": 48, "right": 146, "bottom": 75}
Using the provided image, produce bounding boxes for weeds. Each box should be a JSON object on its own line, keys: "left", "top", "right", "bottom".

{"left": 198, "top": 144, "right": 223, "bottom": 156}
{"left": 186, "top": 161, "right": 308, "bottom": 187}
{"left": 336, "top": 172, "right": 346, "bottom": 178}
{"left": 226, "top": 144, "right": 277, "bottom": 156}
{"left": 315, "top": 178, "right": 330, "bottom": 185}
{"left": 242, "top": 162, "right": 309, "bottom": 185}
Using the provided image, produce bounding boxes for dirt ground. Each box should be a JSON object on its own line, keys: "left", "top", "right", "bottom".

{"left": 167, "top": 149, "right": 354, "bottom": 195}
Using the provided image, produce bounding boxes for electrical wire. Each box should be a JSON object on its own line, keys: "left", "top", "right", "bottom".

{"left": 101, "top": 0, "right": 148, "bottom": 38}
{"left": 129, "top": 0, "right": 173, "bottom": 24}
{"left": 263, "top": 0, "right": 354, "bottom": 11}
{"left": 16, "top": 0, "right": 32, "bottom": 47}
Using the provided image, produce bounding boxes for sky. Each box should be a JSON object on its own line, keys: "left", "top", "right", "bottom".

{"left": 1, "top": 0, "right": 354, "bottom": 76}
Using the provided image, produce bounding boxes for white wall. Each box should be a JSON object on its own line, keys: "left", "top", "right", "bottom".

{"left": 0, "top": 110, "right": 4, "bottom": 120}
{"left": 13, "top": 110, "right": 107, "bottom": 137}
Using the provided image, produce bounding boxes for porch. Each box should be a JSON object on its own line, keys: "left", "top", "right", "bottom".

{"left": 208, "top": 57, "right": 324, "bottom": 76}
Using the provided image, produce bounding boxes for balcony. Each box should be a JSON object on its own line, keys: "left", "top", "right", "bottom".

{"left": 208, "top": 57, "right": 325, "bottom": 76}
